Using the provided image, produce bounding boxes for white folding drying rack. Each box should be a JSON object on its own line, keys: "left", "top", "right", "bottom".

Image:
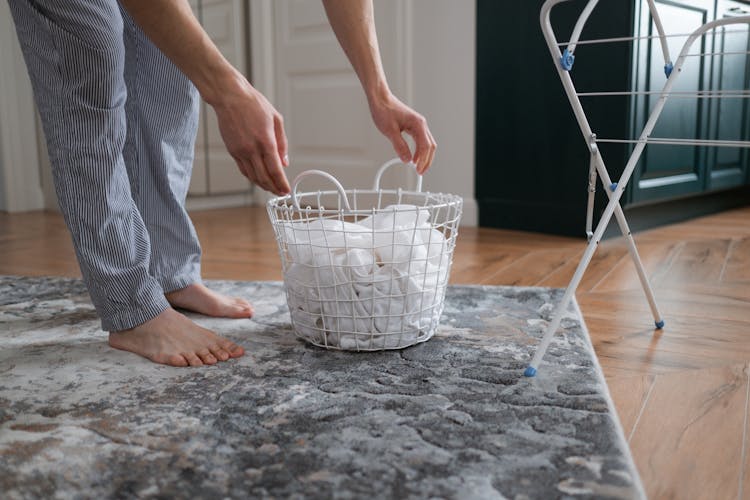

{"left": 527, "top": 0, "right": 750, "bottom": 376}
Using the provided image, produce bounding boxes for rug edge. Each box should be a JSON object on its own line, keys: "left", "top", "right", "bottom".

{"left": 571, "top": 297, "right": 647, "bottom": 500}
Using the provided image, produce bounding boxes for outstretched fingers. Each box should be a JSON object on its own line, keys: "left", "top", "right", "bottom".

{"left": 250, "top": 153, "right": 274, "bottom": 193}
{"left": 387, "top": 130, "right": 413, "bottom": 164}
{"left": 275, "top": 113, "right": 289, "bottom": 167}
{"left": 235, "top": 145, "right": 289, "bottom": 196}
{"left": 408, "top": 116, "right": 437, "bottom": 174}
{"left": 211, "top": 81, "right": 291, "bottom": 195}
{"left": 236, "top": 157, "right": 258, "bottom": 186}
{"left": 262, "top": 145, "right": 290, "bottom": 195}
{"left": 369, "top": 93, "right": 437, "bottom": 174}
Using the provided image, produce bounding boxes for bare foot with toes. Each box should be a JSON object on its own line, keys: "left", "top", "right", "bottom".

{"left": 108, "top": 307, "right": 245, "bottom": 367}
{"left": 165, "top": 283, "right": 253, "bottom": 318}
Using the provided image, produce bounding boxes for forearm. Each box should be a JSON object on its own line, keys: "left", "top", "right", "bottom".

{"left": 120, "top": 0, "right": 290, "bottom": 194}
{"left": 118, "top": 0, "right": 244, "bottom": 105}
{"left": 323, "top": 0, "right": 435, "bottom": 172}
{"left": 321, "top": 0, "right": 390, "bottom": 104}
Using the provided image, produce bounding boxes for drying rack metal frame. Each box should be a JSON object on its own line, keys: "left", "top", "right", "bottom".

{"left": 526, "top": 0, "right": 750, "bottom": 376}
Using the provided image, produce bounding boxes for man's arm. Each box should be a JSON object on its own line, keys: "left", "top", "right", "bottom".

{"left": 321, "top": 0, "right": 436, "bottom": 174}
{"left": 119, "top": 0, "right": 290, "bottom": 195}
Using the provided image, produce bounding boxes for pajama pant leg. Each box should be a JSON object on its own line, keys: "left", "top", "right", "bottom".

{"left": 7, "top": 0, "right": 170, "bottom": 331}
{"left": 119, "top": 6, "right": 203, "bottom": 293}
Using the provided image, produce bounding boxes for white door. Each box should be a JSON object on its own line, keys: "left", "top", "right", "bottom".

{"left": 189, "top": 0, "right": 251, "bottom": 197}
{"left": 202, "top": 0, "right": 251, "bottom": 194}
{"left": 271, "top": 0, "right": 413, "bottom": 194}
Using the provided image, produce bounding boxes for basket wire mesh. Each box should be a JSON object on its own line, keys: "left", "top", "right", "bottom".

{"left": 267, "top": 160, "right": 463, "bottom": 351}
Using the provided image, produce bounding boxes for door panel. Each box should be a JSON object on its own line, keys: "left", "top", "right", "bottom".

{"left": 286, "top": 72, "right": 371, "bottom": 158}
{"left": 188, "top": 0, "right": 207, "bottom": 195}
{"left": 202, "top": 0, "right": 251, "bottom": 194}
{"left": 631, "top": 0, "right": 714, "bottom": 203}
{"left": 708, "top": 0, "right": 750, "bottom": 190}
{"left": 187, "top": 0, "right": 250, "bottom": 196}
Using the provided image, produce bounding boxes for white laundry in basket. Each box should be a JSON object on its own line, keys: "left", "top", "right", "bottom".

{"left": 282, "top": 205, "right": 448, "bottom": 349}
{"left": 283, "top": 219, "right": 371, "bottom": 264}
{"left": 359, "top": 204, "right": 447, "bottom": 269}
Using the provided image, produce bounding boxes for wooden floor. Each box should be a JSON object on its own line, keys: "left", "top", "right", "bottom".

{"left": 1, "top": 204, "right": 749, "bottom": 499}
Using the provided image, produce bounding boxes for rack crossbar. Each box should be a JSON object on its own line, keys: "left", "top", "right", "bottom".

{"left": 596, "top": 137, "right": 750, "bottom": 148}
{"left": 577, "top": 89, "right": 750, "bottom": 98}
{"left": 556, "top": 28, "right": 750, "bottom": 48}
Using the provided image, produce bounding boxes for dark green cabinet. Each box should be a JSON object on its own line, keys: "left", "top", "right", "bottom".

{"left": 630, "top": 0, "right": 750, "bottom": 202}
{"left": 708, "top": 0, "right": 750, "bottom": 190}
{"left": 630, "top": 0, "right": 713, "bottom": 203}
{"left": 476, "top": 0, "right": 750, "bottom": 236}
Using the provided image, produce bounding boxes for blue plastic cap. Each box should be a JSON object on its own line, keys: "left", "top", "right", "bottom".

{"left": 560, "top": 49, "right": 575, "bottom": 71}
{"left": 610, "top": 182, "right": 618, "bottom": 191}
{"left": 664, "top": 62, "right": 674, "bottom": 78}
{"left": 655, "top": 320, "right": 665, "bottom": 329}
{"left": 524, "top": 366, "right": 537, "bottom": 377}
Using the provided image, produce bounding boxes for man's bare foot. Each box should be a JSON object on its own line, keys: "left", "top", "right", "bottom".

{"left": 165, "top": 283, "right": 253, "bottom": 319}
{"left": 108, "top": 307, "right": 245, "bottom": 367}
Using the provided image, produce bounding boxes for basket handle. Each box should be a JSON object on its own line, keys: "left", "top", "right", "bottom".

{"left": 291, "top": 169, "right": 352, "bottom": 212}
{"left": 373, "top": 158, "right": 423, "bottom": 192}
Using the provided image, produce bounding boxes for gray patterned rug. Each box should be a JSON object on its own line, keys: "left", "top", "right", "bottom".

{"left": 0, "top": 277, "right": 643, "bottom": 499}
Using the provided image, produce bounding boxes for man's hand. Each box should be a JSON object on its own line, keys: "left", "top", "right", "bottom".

{"left": 210, "top": 73, "right": 290, "bottom": 195}
{"left": 119, "top": 0, "right": 290, "bottom": 195}
{"left": 322, "top": 0, "right": 437, "bottom": 173}
{"left": 368, "top": 92, "right": 436, "bottom": 175}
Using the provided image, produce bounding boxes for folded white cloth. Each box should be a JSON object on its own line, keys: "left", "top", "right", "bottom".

{"left": 283, "top": 204, "right": 448, "bottom": 349}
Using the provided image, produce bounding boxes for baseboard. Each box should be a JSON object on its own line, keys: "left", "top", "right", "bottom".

{"left": 460, "top": 197, "right": 478, "bottom": 227}
{"left": 478, "top": 198, "right": 588, "bottom": 237}
{"left": 186, "top": 191, "right": 256, "bottom": 211}
{"left": 479, "top": 187, "right": 750, "bottom": 238}
{"left": 604, "top": 186, "right": 750, "bottom": 238}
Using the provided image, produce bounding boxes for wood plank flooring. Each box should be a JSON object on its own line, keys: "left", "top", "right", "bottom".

{"left": 1, "top": 204, "right": 749, "bottom": 499}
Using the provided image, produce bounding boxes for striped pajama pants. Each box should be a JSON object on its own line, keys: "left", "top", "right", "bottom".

{"left": 9, "top": 0, "right": 203, "bottom": 331}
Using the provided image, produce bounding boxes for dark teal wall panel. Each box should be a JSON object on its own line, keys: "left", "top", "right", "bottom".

{"left": 476, "top": 0, "right": 634, "bottom": 236}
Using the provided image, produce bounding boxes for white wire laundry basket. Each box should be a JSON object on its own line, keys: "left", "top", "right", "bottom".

{"left": 267, "top": 159, "right": 463, "bottom": 351}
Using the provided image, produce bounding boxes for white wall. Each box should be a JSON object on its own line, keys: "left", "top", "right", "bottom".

{"left": 410, "top": 0, "right": 476, "bottom": 225}
{"left": 0, "top": 0, "right": 45, "bottom": 213}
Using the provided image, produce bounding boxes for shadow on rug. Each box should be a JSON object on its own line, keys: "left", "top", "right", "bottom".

{"left": 0, "top": 277, "right": 643, "bottom": 499}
